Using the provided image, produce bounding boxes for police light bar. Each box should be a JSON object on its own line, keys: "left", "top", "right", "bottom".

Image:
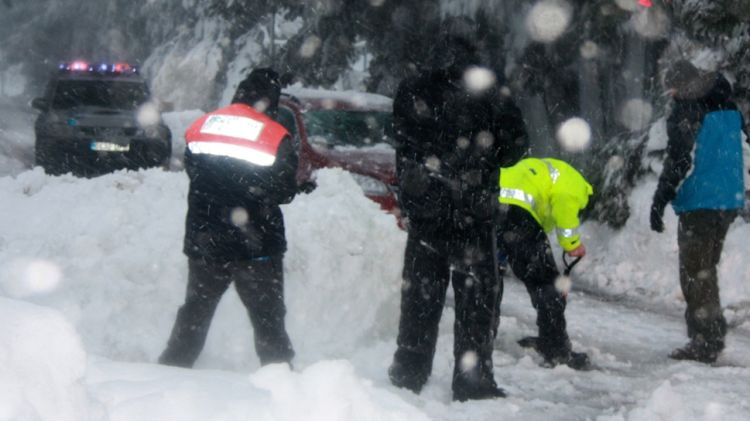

{"left": 58, "top": 61, "right": 139, "bottom": 74}
{"left": 638, "top": 0, "right": 653, "bottom": 7}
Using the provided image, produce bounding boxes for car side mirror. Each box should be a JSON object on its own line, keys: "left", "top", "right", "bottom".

{"left": 31, "top": 98, "right": 49, "bottom": 111}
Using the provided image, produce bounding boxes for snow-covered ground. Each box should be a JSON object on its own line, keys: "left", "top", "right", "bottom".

{"left": 1, "top": 106, "right": 750, "bottom": 420}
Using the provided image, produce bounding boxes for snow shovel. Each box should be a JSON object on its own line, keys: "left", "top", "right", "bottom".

{"left": 561, "top": 252, "right": 582, "bottom": 277}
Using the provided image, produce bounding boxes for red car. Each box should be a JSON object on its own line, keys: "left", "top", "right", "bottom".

{"left": 277, "top": 88, "right": 400, "bottom": 221}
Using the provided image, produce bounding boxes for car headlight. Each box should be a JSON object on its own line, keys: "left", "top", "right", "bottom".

{"left": 350, "top": 173, "right": 390, "bottom": 196}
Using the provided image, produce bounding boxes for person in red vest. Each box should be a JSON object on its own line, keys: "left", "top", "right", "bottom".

{"left": 159, "top": 68, "right": 298, "bottom": 368}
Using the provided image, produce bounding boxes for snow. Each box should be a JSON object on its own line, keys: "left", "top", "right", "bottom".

{"left": 0, "top": 298, "right": 89, "bottom": 421}
{"left": 299, "top": 35, "right": 323, "bottom": 59}
{"left": 525, "top": 0, "right": 572, "bottom": 43}
{"left": 619, "top": 98, "right": 654, "bottom": 132}
{"left": 143, "top": 18, "right": 228, "bottom": 110}
{"left": 615, "top": 0, "right": 641, "bottom": 12}
{"left": 283, "top": 86, "right": 393, "bottom": 109}
{"left": 556, "top": 117, "right": 592, "bottom": 152}
{"left": 463, "top": 66, "right": 497, "bottom": 94}
{"left": 135, "top": 102, "right": 162, "bottom": 127}
{"left": 1, "top": 111, "right": 750, "bottom": 419}
{"left": 630, "top": 6, "right": 671, "bottom": 40}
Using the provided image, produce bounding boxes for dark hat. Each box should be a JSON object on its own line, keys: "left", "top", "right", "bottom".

{"left": 232, "top": 68, "right": 281, "bottom": 116}
{"left": 664, "top": 60, "right": 715, "bottom": 100}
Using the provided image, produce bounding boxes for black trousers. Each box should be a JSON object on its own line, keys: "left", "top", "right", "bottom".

{"left": 392, "top": 221, "right": 502, "bottom": 391}
{"left": 159, "top": 255, "right": 294, "bottom": 367}
{"left": 499, "top": 206, "right": 569, "bottom": 356}
{"left": 677, "top": 210, "right": 736, "bottom": 347}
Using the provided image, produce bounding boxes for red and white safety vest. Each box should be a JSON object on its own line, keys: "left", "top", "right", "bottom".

{"left": 184, "top": 103, "right": 289, "bottom": 167}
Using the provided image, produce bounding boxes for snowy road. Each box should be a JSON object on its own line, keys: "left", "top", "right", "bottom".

{"left": 351, "top": 278, "right": 750, "bottom": 421}
{"left": 77, "top": 276, "right": 750, "bottom": 421}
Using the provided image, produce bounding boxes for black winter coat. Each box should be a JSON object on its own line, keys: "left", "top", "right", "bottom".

{"left": 183, "top": 137, "right": 298, "bottom": 262}
{"left": 393, "top": 68, "right": 529, "bottom": 234}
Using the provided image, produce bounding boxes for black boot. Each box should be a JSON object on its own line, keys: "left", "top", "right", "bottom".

{"left": 388, "top": 348, "right": 432, "bottom": 393}
{"left": 669, "top": 338, "right": 723, "bottom": 364}
{"left": 388, "top": 361, "right": 429, "bottom": 393}
{"left": 543, "top": 349, "right": 591, "bottom": 370}
{"left": 520, "top": 336, "right": 591, "bottom": 371}
{"left": 453, "top": 377, "right": 506, "bottom": 402}
{"left": 451, "top": 360, "right": 506, "bottom": 402}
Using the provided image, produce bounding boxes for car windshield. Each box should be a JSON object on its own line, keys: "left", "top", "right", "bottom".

{"left": 52, "top": 80, "right": 149, "bottom": 110}
{"left": 302, "top": 110, "right": 394, "bottom": 148}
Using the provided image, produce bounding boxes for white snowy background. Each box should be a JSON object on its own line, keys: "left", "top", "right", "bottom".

{"left": 2, "top": 0, "right": 750, "bottom": 420}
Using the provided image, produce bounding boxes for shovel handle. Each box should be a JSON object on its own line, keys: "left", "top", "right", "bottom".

{"left": 562, "top": 252, "right": 582, "bottom": 276}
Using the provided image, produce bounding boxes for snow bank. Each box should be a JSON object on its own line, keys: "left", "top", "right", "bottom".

{"left": 249, "top": 361, "right": 429, "bottom": 421}
{"left": 0, "top": 168, "right": 188, "bottom": 362}
{"left": 0, "top": 297, "right": 89, "bottom": 421}
{"left": 0, "top": 166, "right": 404, "bottom": 370}
{"left": 86, "top": 359, "right": 428, "bottom": 421}
{"left": 284, "top": 169, "right": 406, "bottom": 360}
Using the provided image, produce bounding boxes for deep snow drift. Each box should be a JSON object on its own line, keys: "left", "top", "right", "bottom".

{"left": 1, "top": 161, "right": 750, "bottom": 420}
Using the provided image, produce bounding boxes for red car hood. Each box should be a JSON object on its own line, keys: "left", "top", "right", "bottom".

{"left": 316, "top": 146, "right": 396, "bottom": 185}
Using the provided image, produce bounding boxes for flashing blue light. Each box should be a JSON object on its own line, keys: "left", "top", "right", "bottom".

{"left": 58, "top": 61, "right": 139, "bottom": 75}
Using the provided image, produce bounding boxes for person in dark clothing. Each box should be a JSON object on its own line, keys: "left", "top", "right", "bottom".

{"left": 387, "top": 33, "right": 528, "bottom": 401}
{"left": 159, "top": 68, "right": 298, "bottom": 368}
{"left": 650, "top": 60, "right": 748, "bottom": 364}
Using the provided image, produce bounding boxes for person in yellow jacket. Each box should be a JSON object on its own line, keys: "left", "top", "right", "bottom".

{"left": 498, "top": 157, "right": 593, "bottom": 369}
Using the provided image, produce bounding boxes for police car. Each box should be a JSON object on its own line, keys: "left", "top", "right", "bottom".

{"left": 31, "top": 61, "right": 172, "bottom": 176}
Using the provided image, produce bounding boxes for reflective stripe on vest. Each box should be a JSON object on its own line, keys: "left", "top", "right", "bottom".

{"left": 543, "top": 159, "right": 560, "bottom": 184}
{"left": 556, "top": 227, "right": 579, "bottom": 238}
{"left": 187, "top": 141, "right": 276, "bottom": 166}
{"left": 500, "top": 187, "right": 536, "bottom": 208}
{"left": 184, "top": 103, "right": 288, "bottom": 167}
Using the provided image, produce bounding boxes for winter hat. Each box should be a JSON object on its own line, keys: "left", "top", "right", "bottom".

{"left": 664, "top": 60, "right": 715, "bottom": 100}
{"left": 426, "top": 17, "right": 480, "bottom": 74}
{"left": 232, "top": 68, "right": 281, "bottom": 116}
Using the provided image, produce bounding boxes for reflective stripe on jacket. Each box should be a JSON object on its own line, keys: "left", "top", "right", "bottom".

{"left": 498, "top": 158, "right": 593, "bottom": 251}
{"left": 185, "top": 103, "right": 289, "bottom": 166}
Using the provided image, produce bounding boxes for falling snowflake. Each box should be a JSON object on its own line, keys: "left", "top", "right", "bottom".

{"left": 136, "top": 102, "right": 161, "bottom": 127}
{"left": 525, "top": 0, "right": 573, "bottom": 43}
{"left": 463, "top": 66, "right": 497, "bottom": 94}
{"left": 556, "top": 117, "right": 592, "bottom": 152}
{"left": 619, "top": 98, "right": 654, "bottom": 131}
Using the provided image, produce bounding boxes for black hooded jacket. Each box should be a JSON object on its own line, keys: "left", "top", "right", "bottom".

{"left": 183, "top": 137, "right": 297, "bottom": 263}
{"left": 393, "top": 54, "right": 528, "bottom": 233}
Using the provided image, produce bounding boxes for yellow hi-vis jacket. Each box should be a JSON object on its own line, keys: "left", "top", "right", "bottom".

{"left": 498, "top": 158, "right": 593, "bottom": 251}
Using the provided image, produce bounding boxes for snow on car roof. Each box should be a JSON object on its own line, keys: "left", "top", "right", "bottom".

{"left": 283, "top": 86, "right": 392, "bottom": 111}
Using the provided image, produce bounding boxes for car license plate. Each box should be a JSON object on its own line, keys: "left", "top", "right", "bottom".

{"left": 90, "top": 141, "right": 130, "bottom": 152}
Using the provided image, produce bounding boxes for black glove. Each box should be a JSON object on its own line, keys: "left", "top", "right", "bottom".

{"left": 650, "top": 202, "right": 665, "bottom": 233}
